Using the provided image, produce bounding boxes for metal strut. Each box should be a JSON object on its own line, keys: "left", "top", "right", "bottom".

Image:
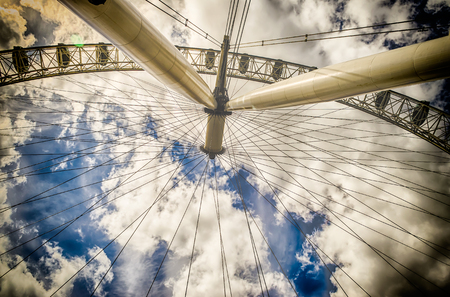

{"left": 202, "top": 36, "right": 231, "bottom": 159}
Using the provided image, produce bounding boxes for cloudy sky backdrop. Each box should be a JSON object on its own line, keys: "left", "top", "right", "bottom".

{"left": 1, "top": 0, "right": 450, "bottom": 296}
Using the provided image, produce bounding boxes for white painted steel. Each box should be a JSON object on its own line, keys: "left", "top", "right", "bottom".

{"left": 58, "top": 0, "right": 216, "bottom": 109}
{"left": 226, "top": 35, "right": 450, "bottom": 111}
{"left": 203, "top": 115, "right": 226, "bottom": 154}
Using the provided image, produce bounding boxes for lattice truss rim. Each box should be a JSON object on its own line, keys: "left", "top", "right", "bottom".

{"left": 1, "top": 43, "right": 448, "bottom": 154}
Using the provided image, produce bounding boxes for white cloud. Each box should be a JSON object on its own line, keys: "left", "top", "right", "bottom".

{"left": 0, "top": 0, "right": 449, "bottom": 296}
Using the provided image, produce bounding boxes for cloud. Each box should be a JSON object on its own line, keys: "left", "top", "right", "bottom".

{"left": 0, "top": 0, "right": 107, "bottom": 51}
{"left": 0, "top": 0, "right": 449, "bottom": 296}
{"left": 0, "top": 4, "right": 36, "bottom": 50}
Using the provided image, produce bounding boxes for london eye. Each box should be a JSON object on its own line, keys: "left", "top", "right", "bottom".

{"left": 0, "top": 0, "right": 450, "bottom": 296}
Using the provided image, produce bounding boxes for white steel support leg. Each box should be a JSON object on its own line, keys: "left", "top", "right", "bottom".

{"left": 202, "top": 114, "right": 226, "bottom": 159}
{"left": 201, "top": 36, "right": 231, "bottom": 159}
{"left": 226, "top": 35, "right": 450, "bottom": 111}
{"left": 58, "top": 0, "right": 216, "bottom": 109}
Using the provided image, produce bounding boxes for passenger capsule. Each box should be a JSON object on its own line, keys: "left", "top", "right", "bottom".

{"left": 205, "top": 51, "right": 215, "bottom": 70}
{"left": 238, "top": 55, "right": 249, "bottom": 74}
{"left": 271, "top": 60, "right": 284, "bottom": 80}
{"left": 411, "top": 102, "right": 429, "bottom": 127}
{"left": 375, "top": 91, "right": 390, "bottom": 110}
{"left": 12, "top": 46, "right": 29, "bottom": 74}
{"left": 57, "top": 44, "right": 70, "bottom": 68}
{"left": 96, "top": 43, "right": 109, "bottom": 66}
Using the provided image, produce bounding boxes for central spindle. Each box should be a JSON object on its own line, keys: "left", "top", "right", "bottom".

{"left": 201, "top": 35, "right": 232, "bottom": 159}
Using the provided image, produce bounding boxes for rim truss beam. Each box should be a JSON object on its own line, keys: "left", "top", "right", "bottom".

{"left": 58, "top": 0, "right": 215, "bottom": 109}
{"left": 0, "top": 44, "right": 141, "bottom": 87}
{"left": 177, "top": 46, "right": 317, "bottom": 84}
{"left": 226, "top": 35, "right": 450, "bottom": 111}
{"left": 338, "top": 91, "right": 450, "bottom": 155}
{"left": 1, "top": 44, "right": 448, "bottom": 154}
{"left": 0, "top": 44, "right": 316, "bottom": 87}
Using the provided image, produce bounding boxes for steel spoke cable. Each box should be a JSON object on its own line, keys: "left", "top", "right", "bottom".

{"left": 226, "top": 143, "right": 450, "bottom": 253}
{"left": 185, "top": 159, "right": 208, "bottom": 296}
{"left": 0, "top": 128, "right": 148, "bottom": 182}
{"left": 62, "top": 75, "right": 165, "bottom": 125}
{"left": 224, "top": 120, "right": 355, "bottom": 296}
{"left": 9, "top": 149, "right": 197, "bottom": 178}
{"left": 0, "top": 110, "right": 207, "bottom": 279}
{"left": 229, "top": 111, "right": 423, "bottom": 178}
{"left": 117, "top": 73, "right": 201, "bottom": 106}
{"left": 228, "top": 117, "right": 445, "bottom": 294}
{"left": 0, "top": 111, "right": 146, "bottom": 141}
{"left": 233, "top": 114, "right": 450, "bottom": 201}
{"left": 144, "top": 0, "right": 220, "bottom": 47}
{"left": 228, "top": 150, "right": 448, "bottom": 175}
{"left": 226, "top": 0, "right": 251, "bottom": 89}
{"left": 231, "top": 114, "right": 450, "bottom": 266}
{"left": 46, "top": 106, "right": 210, "bottom": 293}
{"left": 0, "top": 129, "right": 148, "bottom": 181}
{"left": 230, "top": 73, "right": 253, "bottom": 99}
{"left": 49, "top": 154, "right": 207, "bottom": 296}
{"left": 224, "top": 113, "right": 305, "bottom": 295}
{"left": 158, "top": 0, "right": 221, "bottom": 45}
{"left": 228, "top": 113, "right": 449, "bottom": 292}
{"left": 20, "top": 80, "right": 197, "bottom": 109}
{"left": 0, "top": 153, "right": 205, "bottom": 240}
{"left": 225, "top": 0, "right": 235, "bottom": 36}
{"left": 283, "top": 123, "right": 450, "bottom": 202}
{"left": 89, "top": 72, "right": 167, "bottom": 119}
{"left": 84, "top": 72, "right": 206, "bottom": 145}
{"left": 237, "top": 20, "right": 417, "bottom": 46}
{"left": 229, "top": 153, "right": 450, "bottom": 239}
{"left": 239, "top": 24, "right": 450, "bottom": 48}
{"left": 0, "top": 110, "right": 206, "bottom": 183}
{"left": 247, "top": 112, "right": 450, "bottom": 174}
{"left": 242, "top": 153, "right": 449, "bottom": 197}
{"left": 223, "top": 100, "right": 314, "bottom": 145}
{"left": 0, "top": 134, "right": 157, "bottom": 206}
{"left": 0, "top": 108, "right": 205, "bottom": 199}
{"left": 0, "top": 115, "right": 148, "bottom": 152}
{"left": 120, "top": 71, "right": 203, "bottom": 113}
{"left": 142, "top": 112, "right": 213, "bottom": 294}
{"left": 23, "top": 79, "right": 157, "bottom": 128}
{"left": 220, "top": 156, "right": 450, "bottom": 265}
{"left": 237, "top": 111, "right": 414, "bottom": 151}
{"left": 212, "top": 159, "right": 232, "bottom": 296}
{"left": 55, "top": 73, "right": 203, "bottom": 145}
{"left": 89, "top": 139, "right": 209, "bottom": 297}
{"left": 223, "top": 103, "right": 344, "bottom": 145}
{"left": 234, "top": 147, "right": 447, "bottom": 159}
{"left": 226, "top": 0, "right": 239, "bottom": 38}
{"left": 218, "top": 153, "right": 352, "bottom": 296}
{"left": 157, "top": 80, "right": 205, "bottom": 141}
{"left": 0, "top": 116, "right": 205, "bottom": 213}
{"left": 232, "top": 114, "right": 450, "bottom": 224}
{"left": 222, "top": 127, "right": 268, "bottom": 296}
{"left": 0, "top": 81, "right": 185, "bottom": 154}
{"left": 1, "top": 94, "right": 179, "bottom": 109}
{"left": 146, "top": 158, "right": 209, "bottom": 296}
{"left": 0, "top": 155, "right": 196, "bottom": 256}
{"left": 219, "top": 155, "right": 355, "bottom": 296}
{"left": 251, "top": 115, "right": 422, "bottom": 143}
{"left": 3, "top": 152, "right": 206, "bottom": 260}
{"left": 229, "top": 125, "right": 445, "bottom": 294}
{"left": 217, "top": 158, "right": 450, "bottom": 294}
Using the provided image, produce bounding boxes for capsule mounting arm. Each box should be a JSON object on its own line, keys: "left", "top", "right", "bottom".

{"left": 58, "top": 0, "right": 216, "bottom": 109}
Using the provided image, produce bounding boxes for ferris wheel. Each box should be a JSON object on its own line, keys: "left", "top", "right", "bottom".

{"left": 0, "top": 0, "right": 450, "bottom": 296}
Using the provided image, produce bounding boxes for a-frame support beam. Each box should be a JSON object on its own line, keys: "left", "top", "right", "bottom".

{"left": 58, "top": 0, "right": 216, "bottom": 109}
{"left": 226, "top": 35, "right": 450, "bottom": 111}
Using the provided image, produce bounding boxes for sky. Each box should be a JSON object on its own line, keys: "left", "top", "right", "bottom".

{"left": 1, "top": 0, "right": 450, "bottom": 296}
